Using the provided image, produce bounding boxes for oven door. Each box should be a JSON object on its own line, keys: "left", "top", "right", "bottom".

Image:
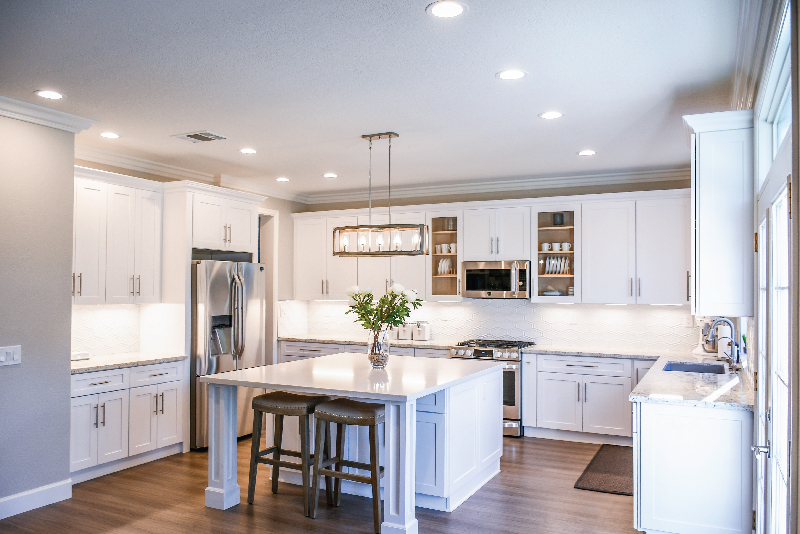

{"left": 502, "top": 363, "right": 521, "bottom": 420}
{"left": 462, "top": 261, "right": 528, "bottom": 298}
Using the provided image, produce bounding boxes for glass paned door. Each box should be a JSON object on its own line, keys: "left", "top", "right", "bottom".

{"left": 756, "top": 217, "right": 768, "bottom": 534}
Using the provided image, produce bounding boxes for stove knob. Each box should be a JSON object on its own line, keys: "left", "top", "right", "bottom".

{"left": 458, "top": 349, "right": 465, "bottom": 356}
{"left": 451, "top": 349, "right": 457, "bottom": 356}
{"left": 503, "top": 351, "right": 511, "bottom": 358}
{"left": 465, "top": 349, "right": 473, "bottom": 357}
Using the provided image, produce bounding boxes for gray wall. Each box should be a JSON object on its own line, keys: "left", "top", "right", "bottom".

{"left": 257, "top": 196, "right": 306, "bottom": 301}
{"left": 0, "top": 116, "right": 75, "bottom": 498}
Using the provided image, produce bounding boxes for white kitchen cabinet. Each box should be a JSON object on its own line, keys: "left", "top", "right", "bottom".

{"left": 357, "top": 214, "right": 392, "bottom": 298}
{"left": 426, "top": 209, "right": 463, "bottom": 302}
{"left": 156, "top": 381, "right": 182, "bottom": 448}
{"left": 294, "top": 218, "right": 327, "bottom": 300}
{"left": 633, "top": 360, "right": 655, "bottom": 388}
{"left": 581, "top": 200, "right": 637, "bottom": 304}
{"left": 73, "top": 178, "right": 107, "bottom": 304}
{"left": 415, "top": 410, "right": 446, "bottom": 497}
{"left": 635, "top": 198, "right": 691, "bottom": 305}
{"left": 582, "top": 375, "right": 632, "bottom": 437}
{"left": 536, "top": 372, "right": 583, "bottom": 432}
{"left": 389, "top": 212, "right": 426, "bottom": 298}
{"left": 105, "top": 185, "right": 137, "bottom": 304}
{"left": 129, "top": 385, "right": 159, "bottom": 456}
{"left": 70, "top": 394, "right": 99, "bottom": 471}
{"left": 192, "top": 192, "right": 258, "bottom": 253}
{"left": 521, "top": 353, "right": 537, "bottom": 427}
{"left": 325, "top": 216, "right": 358, "bottom": 300}
{"left": 462, "top": 207, "right": 530, "bottom": 261}
{"left": 134, "top": 189, "right": 163, "bottom": 303}
{"left": 532, "top": 204, "right": 582, "bottom": 303}
{"left": 69, "top": 390, "right": 129, "bottom": 471}
{"left": 684, "top": 110, "right": 754, "bottom": 317}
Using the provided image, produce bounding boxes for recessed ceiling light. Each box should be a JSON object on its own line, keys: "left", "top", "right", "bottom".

{"left": 35, "top": 90, "right": 64, "bottom": 100}
{"left": 276, "top": 177, "right": 289, "bottom": 182}
{"left": 100, "top": 132, "right": 119, "bottom": 139}
{"left": 323, "top": 173, "right": 337, "bottom": 179}
{"left": 240, "top": 148, "right": 257, "bottom": 154}
{"left": 496, "top": 69, "right": 526, "bottom": 80}
{"left": 426, "top": 1, "right": 466, "bottom": 18}
{"left": 578, "top": 149, "right": 596, "bottom": 156}
{"left": 539, "top": 111, "right": 563, "bottom": 120}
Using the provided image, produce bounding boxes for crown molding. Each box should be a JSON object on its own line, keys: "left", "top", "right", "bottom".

{"left": 74, "top": 145, "right": 215, "bottom": 183}
{"left": 0, "top": 95, "right": 97, "bottom": 133}
{"left": 302, "top": 167, "right": 690, "bottom": 205}
{"left": 74, "top": 165, "right": 164, "bottom": 192}
{"left": 215, "top": 174, "right": 311, "bottom": 203}
{"left": 162, "top": 180, "right": 266, "bottom": 203}
{"left": 731, "top": 0, "right": 787, "bottom": 110}
{"left": 683, "top": 109, "right": 754, "bottom": 134}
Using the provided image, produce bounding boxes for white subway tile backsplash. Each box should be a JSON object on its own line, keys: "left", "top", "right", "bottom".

{"left": 71, "top": 305, "right": 140, "bottom": 356}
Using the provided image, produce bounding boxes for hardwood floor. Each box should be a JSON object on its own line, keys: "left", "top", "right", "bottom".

{"left": 0, "top": 437, "right": 637, "bottom": 534}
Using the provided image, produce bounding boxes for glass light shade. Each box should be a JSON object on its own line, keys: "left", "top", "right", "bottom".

{"left": 333, "top": 224, "right": 428, "bottom": 256}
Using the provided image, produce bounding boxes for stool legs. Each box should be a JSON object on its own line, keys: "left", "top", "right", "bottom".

{"left": 311, "top": 417, "right": 326, "bottom": 519}
{"left": 299, "top": 414, "right": 311, "bottom": 517}
{"left": 334, "top": 423, "right": 346, "bottom": 506}
{"left": 369, "top": 424, "right": 382, "bottom": 533}
{"left": 324, "top": 424, "right": 333, "bottom": 506}
{"left": 271, "top": 414, "right": 284, "bottom": 494}
{"left": 247, "top": 410, "right": 264, "bottom": 504}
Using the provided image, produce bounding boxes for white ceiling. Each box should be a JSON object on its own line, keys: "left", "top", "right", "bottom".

{"left": 0, "top": 1, "right": 741, "bottom": 197}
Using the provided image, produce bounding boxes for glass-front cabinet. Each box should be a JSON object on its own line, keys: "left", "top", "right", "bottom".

{"left": 425, "top": 210, "right": 463, "bottom": 302}
{"left": 531, "top": 204, "right": 581, "bottom": 303}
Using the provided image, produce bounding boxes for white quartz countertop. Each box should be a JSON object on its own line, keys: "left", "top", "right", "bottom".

{"left": 200, "top": 352, "right": 502, "bottom": 401}
{"left": 71, "top": 352, "right": 188, "bottom": 374}
{"left": 522, "top": 346, "right": 684, "bottom": 361}
{"left": 629, "top": 353, "right": 754, "bottom": 411}
{"left": 279, "top": 335, "right": 459, "bottom": 350}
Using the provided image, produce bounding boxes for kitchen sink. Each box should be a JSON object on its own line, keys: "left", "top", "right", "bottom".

{"left": 662, "top": 361, "right": 726, "bottom": 374}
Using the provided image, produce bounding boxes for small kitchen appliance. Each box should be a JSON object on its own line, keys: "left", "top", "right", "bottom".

{"left": 449, "top": 339, "right": 535, "bottom": 436}
{"left": 462, "top": 261, "right": 529, "bottom": 299}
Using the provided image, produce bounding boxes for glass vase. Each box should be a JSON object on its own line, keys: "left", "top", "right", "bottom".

{"left": 367, "top": 328, "right": 390, "bottom": 369}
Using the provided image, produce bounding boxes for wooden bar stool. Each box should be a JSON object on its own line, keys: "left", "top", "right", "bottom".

{"left": 247, "top": 391, "right": 332, "bottom": 517}
{"left": 310, "top": 398, "right": 385, "bottom": 534}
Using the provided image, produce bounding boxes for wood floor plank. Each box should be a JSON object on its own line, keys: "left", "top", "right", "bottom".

{"left": 0, "top": 437, "right": 637, "bottom": 533}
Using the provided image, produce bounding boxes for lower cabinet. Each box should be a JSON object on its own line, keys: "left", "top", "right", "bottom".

{"left": 633, "top": 360, "right": 655, "bottom": 387}
{"left": 70, "top": 390, "right": 129, "bottom": 472}
{"left": 278, "top": 340, "right": 451, "bottom": 362}
{"left": 129, "top": 381, "right": 182, "bottom": 455}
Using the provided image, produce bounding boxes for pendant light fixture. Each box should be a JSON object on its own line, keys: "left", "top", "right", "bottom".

{"left": 332, "top": 132, "right": 428, "bottom": 256}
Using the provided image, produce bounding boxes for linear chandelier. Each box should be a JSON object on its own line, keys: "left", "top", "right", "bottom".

{"left": 332, "top": 132, "right": 428, "bottom": 256}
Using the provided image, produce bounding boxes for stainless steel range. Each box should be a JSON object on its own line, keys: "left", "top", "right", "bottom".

{"left": 449, "top": 339, "right": 534, "bottom": 437}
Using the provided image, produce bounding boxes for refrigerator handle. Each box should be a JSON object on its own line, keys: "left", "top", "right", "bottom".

{"left": 237, "top": 271, "right": 246, "bottom": 358}
{"left": 231, "top": 273, "right": 240, "bottom": 359}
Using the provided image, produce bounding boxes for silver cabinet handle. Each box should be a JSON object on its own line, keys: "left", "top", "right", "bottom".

{"left": 160, "top": 393, "right": 165, "bottom": 414}
{"left": 584, "top": 383, "right": 587, "bottom": 403}
{"left": 566, "top": 364, "right": 597, "bottom": 368}
{"left": 326, "top": 280, "right": 329, "bottom": 294}
{"left": 512, "top": 261, "right": 519, "bottom": 296}
{"left": 89, "top": 380, "right": 111, "bottom": 386}
{"left": 94, "top": 404, "right": 99, "bottom": 428}
{"left": 149, "top": 372, "right": 169, "bottom": 377}
{"left": 101, "top": 403, "right": 106, "bottom": 426}
{"left": 686, "top": 271, "right": 690, "bottom": 301}
{"left": 78, "top": 273, "right": 82, "bottom": 296}
{"left": 137, "top": 275, "right": 141, "bottom": 296}
{"left": 299, "top": 348, "right": 322, "bottom": 352}
{"left": 386, "top": 279, "right": 389, "bottom": 292}
{"left": 154, "top": 395, "right": 158, "bottom": 414}
{"left": 490, "top": 237, "right": 493, "bottom": 254}
{"left": 130, "top": 275, "right": 135, "bottom": 295}
{"left": 497, "top": 237, "right": 499, "bottom": 254}
{"left": 457, "top": 278, "right": 460, "bottom": 295}
{"left": 223, "top": 224, "right": 228, "bottom": 243}
{"left": 228, "top": 224, "right": 232, "bottom": 243}
{"left": 638, "top": 278, "right": 641, "bottom": 297}
{"left": 630, "top": 278, "right": 633, "bottom": 297}
{"left": 321, "top": 279, "right": 325, "bottom": 295}
{"left": 72, "top": 273, "right": 75, "bottom": 296}
{"left": 577, "top": 382, "right": 580, "bottom": 402}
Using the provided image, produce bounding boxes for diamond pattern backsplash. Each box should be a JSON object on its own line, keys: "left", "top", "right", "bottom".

{"left": 72, "top": 305, "right": 140, "bottom": 356}
{"left": 279, "top": 300, "right": 700, "bottom": 351}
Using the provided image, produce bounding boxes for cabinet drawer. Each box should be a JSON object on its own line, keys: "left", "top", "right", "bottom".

{"left": 536, "top": 355, "right": 631, "bottom": 377}
{"left": 390, "top": 346, "right": 415, "bottom": 357}
{"left": 414, "top": 348, "right": 449, "bottom": 359}
{"left": 339, "top": 344, "right": 369, "bottom": 354}
{"left": 417, "top": 391, "right": 446, "bottom": 413}
{"left": 281, "top": 342, "right": 344, "bottom": 358}
{"left": 72, "top": 369, "right": 130, "bottom": 397}
{"left": 130, "top": 362, "right": 182, "bottom": 387}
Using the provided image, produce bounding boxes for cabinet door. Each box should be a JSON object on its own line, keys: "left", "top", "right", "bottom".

{"left": 426, "top": 210, "right": 464, "bottom": 302}
{"left": 536, "top": 372, "right": 582, "bottom": 432}
{"left": 294, "top": 218, "right": 327, "bottom": 300}
{"left": 97, "top": 390, "right": 129, "bottom": 465}
{"left": 129, "top": 385, "right": 158, "bottom": 455}
{"left": 633, "top": 360, "right": 655, "bottom": 388}
{"left": 581, "top": 201, "right": 636, "bottom": 304}
{"left": 636, "top": 198, "right": 690, "bottom": 305}
{"left": 157, "top": 381, "right": 182, "bottom": 448}
{"left": 357, "top": 214, "right": 391, "bottom": 298}
{"left": 462, "top": 209, "right": 496, "bottom": 260}
{"left": 495, "top": 207, "right": 530, "bottom": 261}
{"left": 105, "top": 185, "right": 136, "bottom": 304}
{"left": 326, "top": 216, "right": 358, "bottom": 300}
{"left": 134, "top": 189, "right": 162, "bottom": 303}
{"left": 415, "top": 411, "right": 446, "bottom": 497}
{"left": 73, "top": 178, "right": 107, "bottom": 304}
{"left": 521, "top": 354, "right": 537, "bottom": 428}
{"left": 390, "top": 212, "right": 426, "bottom": 299}
{"left": 227, "top": 199, "right": 257, "bottom": 252}
{"left": 192, "top": 193, "right": 227, "bottom": 250}
{"left": 70, "top": 394, "right": 98, "bottom": 471}
{"left": 582, "top": 376, "right": 632, "bottom": 437}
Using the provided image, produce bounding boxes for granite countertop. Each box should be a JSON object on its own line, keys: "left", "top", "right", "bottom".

{"left": 521, "top": 346, "right": 686, "bottom": 361}
{"left": 71, "top": 352, "right": 188, "bottom": 374}
{"left": 278, "top": 335, "right": 459, "bottom": 350}
{"left": 629, "top": 353, "right": 754, "bottom": 411}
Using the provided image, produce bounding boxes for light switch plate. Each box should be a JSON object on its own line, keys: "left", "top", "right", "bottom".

{"left": 0, "top": 345, "right": 21, "bottom": 366}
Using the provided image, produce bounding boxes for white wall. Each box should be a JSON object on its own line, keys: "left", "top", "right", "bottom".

{"left": 0, "top": 116, "right": 74, "bottom": 501}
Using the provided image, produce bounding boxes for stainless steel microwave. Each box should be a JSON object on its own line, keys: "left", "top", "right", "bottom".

{"left": 461, "top": 261, "right": 529, "bottom": 298}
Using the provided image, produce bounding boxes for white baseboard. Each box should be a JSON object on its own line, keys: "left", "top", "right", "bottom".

{"left": 0, "top": 479, "right": 72, "bottom": 520}
{"left": 523, "top": 426, "right": 633, "bottom": 446}
{"left": 71, "top": 443, "right": 183, "bottom": 484}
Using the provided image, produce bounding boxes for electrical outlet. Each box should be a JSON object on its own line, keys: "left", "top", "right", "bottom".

{"left": 685, "top": 315, "right": 696, "bottom": 328}
{"left": 0, "top": 345, "right": 21, "bottom": 366}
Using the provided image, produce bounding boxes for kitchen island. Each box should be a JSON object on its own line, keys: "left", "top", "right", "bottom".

{"left": 200, "top": 352, "right": 503, "bottom": 534}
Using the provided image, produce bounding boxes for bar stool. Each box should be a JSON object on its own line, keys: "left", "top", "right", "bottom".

{"left": 310, "top": 398, "right": 385, "bottom": 534}
{"left": 247, "top": 391, "right": 332, "bottom": 517}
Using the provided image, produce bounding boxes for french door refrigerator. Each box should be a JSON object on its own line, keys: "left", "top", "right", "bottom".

{"left": 191, "top": 260, "right": 266, "bottom": 449}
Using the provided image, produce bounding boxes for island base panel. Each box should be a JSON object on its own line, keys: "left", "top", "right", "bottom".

{"left": 205, "top": 384, "right": 241, "bottom": 510}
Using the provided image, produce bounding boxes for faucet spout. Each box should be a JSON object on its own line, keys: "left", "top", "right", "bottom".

{"left": 707, "top": 317, "right": 739, "bottom": 370}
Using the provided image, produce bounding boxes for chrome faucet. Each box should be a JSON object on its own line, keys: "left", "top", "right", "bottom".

{"left": 707, "top": 317, "right": 739, "bottom": 371}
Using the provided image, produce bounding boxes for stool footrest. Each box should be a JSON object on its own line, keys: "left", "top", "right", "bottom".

{"left": 319, "top": 468, "right": 376, "bottom": 485}
{"left": 257, "top": 446, "right": 302, "bottom": 459}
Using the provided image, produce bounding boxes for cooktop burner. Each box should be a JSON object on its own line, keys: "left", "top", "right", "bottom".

{"left": 456, "top": 339, "right": 535, "bottom": 349}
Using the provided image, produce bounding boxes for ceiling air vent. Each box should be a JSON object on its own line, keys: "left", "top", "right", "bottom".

{"left": 173, "top": 131, "right": 228, "bottom": 143}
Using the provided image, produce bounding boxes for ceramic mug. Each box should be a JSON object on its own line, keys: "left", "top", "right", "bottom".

{"left": 449, "top": 242, "right": 457, "bottom": 253}
{"left": 435, "top": 244, "right": 442, "bottom": 254}
{"left": 562, "top": 242, "right": 572, "bottom": 251}
{"left": 552, "top": 242, "right": 561, "bottom": 251}
{"left": 541, "top": 242, "right": 551, "bottom": 251}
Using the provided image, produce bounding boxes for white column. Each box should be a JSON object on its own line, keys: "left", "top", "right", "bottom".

{"left": 205, "top": 383, "right": 240, "bottom": 509}
{"left": 382, "top": 399, "right": 418, "bottom": 534}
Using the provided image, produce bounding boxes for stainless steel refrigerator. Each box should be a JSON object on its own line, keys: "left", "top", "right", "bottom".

{"left": 191, "top": 260, "right": 266, "bottom": 449}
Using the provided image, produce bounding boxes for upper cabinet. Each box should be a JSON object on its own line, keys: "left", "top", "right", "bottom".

{"left": 426, "top": 210, "right": 463, "bottom": 302}
{"left": 684, "top": 110, "right": 754, "bottom": 317}
{"left": 327, "top": 216, "right": 359, "bottom": 300}
{"left": 388, "top": 212, "right": 427, "bottom": 298}
{"left": 582, "top": 201, "right": 637, "bottom": 304}
{"left": 73, "top": 169, "right": 164, "bottom": 305}
{"left": 463, "top": 207, "right": 530, "bottom": 261}
{"left": 532, "top": 204, "right": 581, "bottom": 303}
{"left": 192, "top": 193, "right": 258, "bottom": 253}
{"left": 294, "top": 218, "right": 327, "bottom": 301}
